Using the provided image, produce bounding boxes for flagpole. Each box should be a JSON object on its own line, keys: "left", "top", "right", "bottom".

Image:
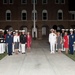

{"left": 33, "top": 0, "right": 36, "bottom": 39}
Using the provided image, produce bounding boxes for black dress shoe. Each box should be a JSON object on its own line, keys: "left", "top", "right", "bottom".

{"left": 22, "top": 53, "right": 26, "bottom": 54}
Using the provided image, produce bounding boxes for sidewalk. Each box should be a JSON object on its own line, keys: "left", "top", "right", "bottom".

{"left": 0, "top": 40, "right": 75, "bottom": 75}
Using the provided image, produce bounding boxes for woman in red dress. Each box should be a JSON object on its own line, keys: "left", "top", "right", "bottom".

{"left": 63, "top": 32, "right": 69, "bottom": 54}
{"left": 27, "top": 32, "right": 32, "bottom": 50}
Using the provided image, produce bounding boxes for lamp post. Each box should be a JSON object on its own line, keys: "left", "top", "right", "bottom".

{"left": 33, "top": 0, "right": 36, "bottom": 39}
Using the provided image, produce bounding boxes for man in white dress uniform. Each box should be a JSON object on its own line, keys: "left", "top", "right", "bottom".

{"left": 49, "top": 29, "right": 57, "bottom": 54}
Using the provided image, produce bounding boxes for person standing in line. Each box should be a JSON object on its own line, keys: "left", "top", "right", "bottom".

{"left": 27, "top": 32, "right": 32, "bottom": 51}
{"left": 18, "top": 30, "right": 22, "bottom": 52}
{"left": 61, "top": 29, "right": 65, "bottom": 51}
{"left": 54, "top": 30, "right": 58, "bottom": 51}
{"left": 20, "top": 30, "right": 27, "bottom": 54}
{"left": 57, "top": 32, "right": 62, "bottom": 54}
{"left": 61, "top": 29, "right": 65, "bottom": 37}
{"left": 5, "top": 30, "right": 13, "bottom": 56}
{"left": 12, "top": 32, "right": 15, "bottom": 53}
{"left": 63, "top": 31, "right": 69, "bottom": 54}
{"left": 49, "top": 29, "right": 57, "bottom": 54}
{"left": 69, "top": 29, "right": 75, "bottom": 55}
{"left": 13, "top": 31, "right": 20, "bottom": 54}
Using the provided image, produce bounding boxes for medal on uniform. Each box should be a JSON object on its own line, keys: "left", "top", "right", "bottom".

{"left": 8, "top": 36, "right": 9, "bottom": 38}
{"left": 72, "top": 36, "right": 74, "bottom": 38}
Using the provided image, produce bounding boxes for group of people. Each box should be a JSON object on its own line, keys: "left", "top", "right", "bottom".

{"left": 0, "top": 28, "right": 75, "bottom": 55}
{"left": 5, "top": 30, "right": 32, "bottom": 55}
{"left": 49, "top": 28, "right": 75, "bottom": 55}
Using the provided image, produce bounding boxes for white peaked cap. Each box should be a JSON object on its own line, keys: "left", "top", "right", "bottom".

{"left": 6, "top": 30, "right": 8, "bottom": 32}
{"left": 22, "top": 30, "right": 25, "bottom": 32}
{"left": 15, "top": 30, "right": 18, "bottom": 32}
{"left": 13, "top": 32, "right": 15, "bottom": 34}
{"left": 0, "top": 29, "right": 2, "bottom": 31}
{"left": 66, "top": 29, "right": 68, "bottom": 31}
{"left": 62, "top": 29, "right": 65, "bottom": 30}
{"left": 70, "top": 29, "right": 73, "bottom": 31}
{"left": 2, "top": 30, "right": 4, "bottom": 32}
{"left": 50, "top": 28, "right": 54, "bottom": 31}
{"left": 19, "top": 30, "right": 22, "bottom": 32}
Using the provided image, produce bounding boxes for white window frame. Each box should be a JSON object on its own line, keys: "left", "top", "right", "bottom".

{"left": 32, "top": 10, "right": 37, "bottom": 21}
{"left": 71, "top": 14, "right": 75, "bottom": 20}
{"left": 61, "top": 0, "right": 65, "bottom": 4}
{"left": 3, "top": 0, "right": 8, "bottom": 4}
{"left": 55, "top": 0, "right": 65, "bottom": 4}
{"left": 57, "top": 9, "right": 63, "bottom": 20}
{"left": 42, "top": 0, "right": 48, "bottom": 4}
{"left": 6, "top": 10, "right": 11, "bottom": 21}
{"left": 69, "top": 11, "right": 75, "bottom": 20}
{"left": 9, "top": 0, "right": 13, "bottom": 4}
{"left": 55, "top": 0, "right": 59, "bottom": 4}
{"left": 42, "top": 10, "right": 48, "bottom": 21}
{"left": 21, "top": 10, "right": 27, "bottom": 21}
{"left": 21, "top": 0, "right": 27, "bottom": 4}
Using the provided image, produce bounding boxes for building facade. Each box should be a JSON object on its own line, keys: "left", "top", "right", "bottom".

{"left": 0, "top": 0, "right": 75, "bottom": 39}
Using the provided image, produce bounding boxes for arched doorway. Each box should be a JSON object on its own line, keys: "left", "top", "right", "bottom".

{"left": 58, "top": 25, "right": 64, "bottom": 29}
{"left": 32, "top": 27, "right": 37, "bottom": 38}
{"left": 42, "top": 26, "right": 49, "bottom": 38}
{"left": 57, "top": 25, "right": 65, "bottom": 32}
{"left": 20, "top": 26, "right": 27, "bottom": 33}
{"left": 71, "top": 25, "right": 75, "bottom": 29}
{"left": 4, "top": 25, "right": 13, "bottom": 34}
{"left": 5, "top": 25, "right": 13, "bottom": 30}
{"left": 52, "top": 25, "right": 57, "bottom": 30}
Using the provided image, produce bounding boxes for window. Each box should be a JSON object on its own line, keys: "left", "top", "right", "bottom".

{"left": 57, "top": 10, "right": 63, "bottom": 20}
{"left": 71, "top": 14, "right": 75, "bottom": 20}
{"left": 21, "top": 0, "right": 27, "bottom": 4}
{"left": 61, "top": 0, "right": 65, "bottom": 4}
{"left": 3, "top": 0, "right": 8, "bottom": 4}
{"left": 55, "top": 0, "right": 65, "bottom": 4}
{"left": 6, "top": 10, "right": 11, "bottom": 21}
{"left": 32, "top": 10, "right": 37, "bottom": 20}
{"left": 42, "top": 10, "right": 48, "bottom": 20}
{"left": 9, "top": 0, "right": 13, "bottom": 4}
{"left": 42, "top": 0, "right": 48, "bottom": 4}
{"left": 21, "top": 10, "right": 27, "bottom": 21}
{"left": 55, "top": 0, "right": 59, "bottom": 4}
{"left": 32, "top": 0, "right": 37, "bottom": 4}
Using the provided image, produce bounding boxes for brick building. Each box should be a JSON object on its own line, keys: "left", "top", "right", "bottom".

{"left": 0, "top": 0, "right": 75, "bottom": 39}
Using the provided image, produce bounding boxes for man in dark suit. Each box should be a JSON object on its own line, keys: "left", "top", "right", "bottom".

{"left": 69, "top": 29, "right": 75, "bottom": 55}
{"left": 20, "top": 30, "right": 27, "bottom": 54}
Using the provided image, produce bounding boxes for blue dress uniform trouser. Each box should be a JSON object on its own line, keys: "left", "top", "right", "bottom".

{"left": 69, "top": 44, "right": 74, "bottom": 54}
{"left": 8, "top": 44, "right": 12, "bottom": 55}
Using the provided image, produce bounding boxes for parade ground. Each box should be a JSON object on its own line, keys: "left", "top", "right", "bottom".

{"left": 0, "top": 40, "right": 75, "bottom": 75}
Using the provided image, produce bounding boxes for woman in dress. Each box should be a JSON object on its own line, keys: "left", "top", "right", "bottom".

{"left": 27, "top": 32, "right": 32, "bottom": 50}
{"left": 63, "top": 32, "right": 69, "bottom": 54}
{"left": 57, "top": 32, "right": 62, "bottom": 54}
{"left": 13, "top": 32, "right": 20, "bottom": 54}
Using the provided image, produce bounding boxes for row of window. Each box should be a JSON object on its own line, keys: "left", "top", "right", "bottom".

{"left": 56, "top": 0, "right": 65, "bottom": 4}
{"left": 6, "top": 9, "right": 63, "bottom": 21}
{"left": 3, "top": 0, "right": 65, "bottom": 4}
{"left": 3, "top": 0, "right": 13, "bottom": 4}
{"left": 6, "top": 10, "right": 75, "bottom": 21}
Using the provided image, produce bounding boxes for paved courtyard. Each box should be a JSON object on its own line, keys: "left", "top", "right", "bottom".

{"left": 0, "top": 40, "right": 75, "bottom": 75}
